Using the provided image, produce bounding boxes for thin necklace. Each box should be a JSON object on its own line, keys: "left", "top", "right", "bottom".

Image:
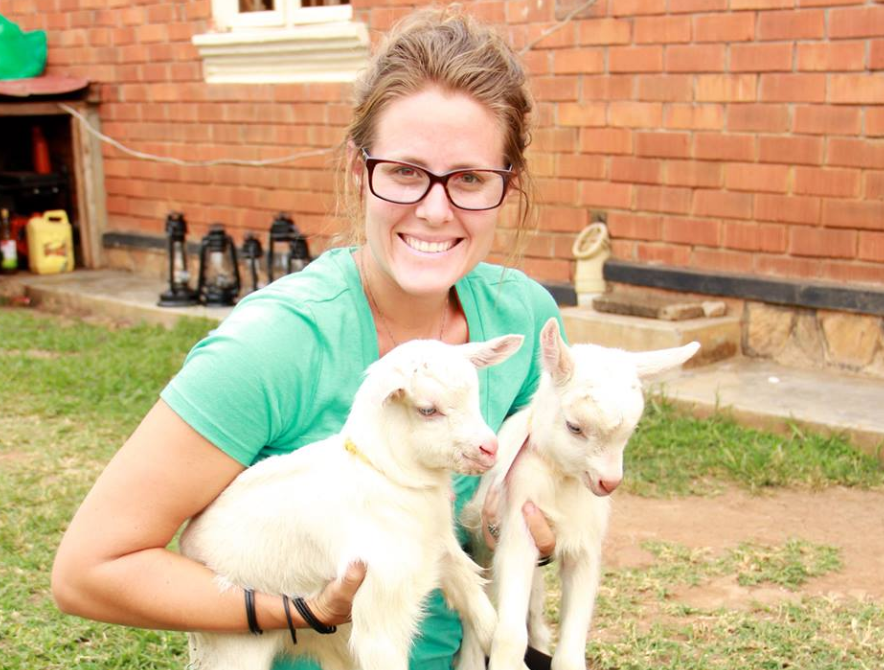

{"left": 359, "top": 252, "right": 448, "bottom": 347}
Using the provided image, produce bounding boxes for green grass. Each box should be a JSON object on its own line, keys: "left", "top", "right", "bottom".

{"left": 625, "top": 397, "right": 884, "bottom": 497}
{"left": 0, "top": 305, "right": 882, "bottom": 669}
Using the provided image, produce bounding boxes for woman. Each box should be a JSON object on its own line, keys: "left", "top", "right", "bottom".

{"left": 52, "top": 7, "right": 562, "bottom": 670}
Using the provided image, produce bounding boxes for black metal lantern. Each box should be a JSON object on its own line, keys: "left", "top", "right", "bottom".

{"left": 267, "top": 213, "right": 311, "bottom": 283}
{"left": 158, "top": 211, "right": 199, "bottom": 307}
{"left": 242, "top": 233, "right": 263, "bottom": 294}
{"left": 197, "top": 224, "right": 241, "bottom": 307}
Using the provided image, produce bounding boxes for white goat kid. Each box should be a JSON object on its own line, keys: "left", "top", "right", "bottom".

{"left": 180, "top": 334, "right": 524, "bottom": 670}
{"left": 459, "top": 318, "right": 699, "bottom": 670}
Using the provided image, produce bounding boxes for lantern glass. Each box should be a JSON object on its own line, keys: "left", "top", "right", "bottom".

{"left": 158, "top": 211, "right": 199, "bottom": 307}
{"left": 197, "top": 225, "right": 241, "bottom": 307}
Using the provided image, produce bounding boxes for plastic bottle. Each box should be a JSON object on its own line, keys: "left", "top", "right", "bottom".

{"left": 1, "top": 208, "right": 18, "bottom": 274}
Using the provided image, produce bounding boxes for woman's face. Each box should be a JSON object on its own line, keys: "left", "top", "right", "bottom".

{"left": 360, "top": 86, "right": 509, "bottom": 298}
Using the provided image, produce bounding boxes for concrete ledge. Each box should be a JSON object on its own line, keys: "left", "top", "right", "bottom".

{"left": 561, "top": 306, "right": 740, "bottom": 367}
{"left": 654, "top": 357, "right": 884, "bottom": 465}
{"left": 9, "top": 270, "right": 230, "bottom": 328}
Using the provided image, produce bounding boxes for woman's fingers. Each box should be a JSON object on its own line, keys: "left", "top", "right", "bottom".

{"left": 522, "top": 501, "right": 556, "bottom": 558}
{"left": 481, "top": 483, "right": 501, "bottom": 549}
{"left": 308, "top": 561, "right": 367, "bottom": 626}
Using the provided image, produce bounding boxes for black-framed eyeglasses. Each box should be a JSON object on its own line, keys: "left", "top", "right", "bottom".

{"left": 361, "top": 149, "right": 513, "bottom": 211}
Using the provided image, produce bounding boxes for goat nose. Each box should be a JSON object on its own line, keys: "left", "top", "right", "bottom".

{"left": 479, "top": 437, "right": 498, "bottom": 458}
{"left": 599, "top": 477, "right": 622, "bottom": 494}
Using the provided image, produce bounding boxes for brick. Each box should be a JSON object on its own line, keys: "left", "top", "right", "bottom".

{"left": 664, "top": 104, "right": 725, "bottom": 131}
{"left": 527, "top": 21, "right": 577, "bottom": 49}
{"left": 694, "top": 133, "right": 755, "bottom": 162}
{"left": 829, "top": 6, "right": 884, "bottom": 39}
{"left": 829, "top": 75, "right": 884, "bottom": 104}
{"left": 536, "top": 178, "right": 578, "bottom": 204}
{"left": 609, "top": 0, "right": 666, "bottom": 16}
{"left": 827, "top": 138, "right": 884, "bottom": 169}
{"left": 521, "top": 257, "right": 571, "bottom": 283}
{"left": 758, "top": 136, "right": 823, "bottom": 166}
{"left": 723, "top": 222, "right": 766, "bottom": 251}
{"left": 793, "top": 105, "right": 861, "bottom": 136}
{"left": 607, "top": 213, "right": 663, "bottom": 240}
{"left": 665, "top": 44, "right": 726, "bottom": 72}
{"left": 636, "top": 186, "right": 692, "bottom": 214}
{"left": 693, "top": 190, "right": 754, "bottom": 219}
{"left": 697, "top": 75, "right": 757, "bottom": 102}
{"left": 579, "top": 128, "right": 633, "bottom": 155}
{"left": 557, "top": 103, "right": 606, "bottom": 127}
{"left": 578, "top": 180, "right": 633, "bottom": 209}
{"left": 794, "top": 167, "right": 861, "bottom": 198}
{"left": 608, "top": 102, "right": 664, "bottom": 128}
{"left": 798, "top": 0, "right": 865, "bottom": 5}
{"left": 871, "top": 41, "right": 884, "bottom": 71}
{"left": 538, "top": 206, "right": 589, "bottom": 233}
{"left": 636, "top": 132, "right": 692, "bottom": 158}
{"left": 552, "top": 48, "right": 604, "bottom": 74}
{"left": 797, "top": 42, "right": 866, "bottom": 72}
{"left": 756, "top": 194, "right": 820, "bottom": 224}
{"left": 609, "top": 46, "right": 664, "bottom": 73}
{"left": 611, "top": 157, "right": 663, "bottom": 184}
{"left": 636, "top": 75, "right": 693, "bottom": 102}
{"left": 662, "top": 216, "right": 721, "bottom": 246}
{"left": 634, "top": 15, "right": 692, "bottom": 44}
{"left": 790, "top": 227, "right": 856, "bottom": 258}
{"left": 755, "top": 255, "right": 821, "bottom": 280}
{"left": 533, "top": 127, "right": 580, "bottom": 152}
{"left": 758, "top": 9, "right": 825, "bottom": 40}
{"left": 582, "top": 76, "right": 634, "bottom": 100}
{"left": 694, "top": 13, "right": 755, "bottom": 43}
{"left": 725, "top": 163, "right": 789, "bottom": 193}
{"left": 577, "top": 18, "right": 632, "bottom": 45}
{"left": 822, "top": 200, "right": 884, "bottom": 230}
{"left": 727, "top": 104, "right": 790, "bottom": 133}
{"left": 858, "top": 231, "right": 884, "bottom": 262}
{"left": 820, "top": 261, "right": 884, "bottom": 285}
{"left": 665, "top": 160, "right": 723, "bottom": 188}
{"left": 692, "top": 248, "right": 755, "bottom": 274}
{"left": 867, "top": 108, "right": 884, "bottom": 137}
{"left": 556, "top": 154, "right": 606, "bottom": 179}
{"left": 531, "top": 76, "right": 579, "bottom": 101}
{"left": 669, "top": 0, "right": 728, "bottom": 10}
{"left": 730, "top": 43, "right": 793, "bottom": 73}
{"left": 636, "top": 242, "right": 693, "bottom": 267}
{"left": 760, "top": 74, "right": 826, "bottom": 103}
{"left": 865, "top": 172, "right": 884, "bottom": 199}
{"left": 730, "top": 0, "right": 792, "bottom": 8}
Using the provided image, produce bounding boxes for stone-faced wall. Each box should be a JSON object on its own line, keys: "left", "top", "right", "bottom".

{"left": 744, "top": 302, "right": 884, "bottom": 378}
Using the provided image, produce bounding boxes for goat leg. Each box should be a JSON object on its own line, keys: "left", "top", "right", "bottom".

{"left": 551, "top": 551, "right": 600, "bottom": 670}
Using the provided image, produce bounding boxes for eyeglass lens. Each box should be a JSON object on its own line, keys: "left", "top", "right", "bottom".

{"left": 371, "top": 162, "right": 506, "bottom": 210}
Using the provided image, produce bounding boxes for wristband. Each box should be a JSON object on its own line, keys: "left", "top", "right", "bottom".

{"left": 292, "top": 596, "right": 337, "bottom": 634}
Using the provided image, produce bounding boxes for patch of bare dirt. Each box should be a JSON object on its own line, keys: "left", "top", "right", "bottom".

{"left": 603, "top": 487, "right": 884, "bottom": 606}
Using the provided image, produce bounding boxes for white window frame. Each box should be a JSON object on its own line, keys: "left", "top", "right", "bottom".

{"left": 194, "top": 0, "right": 368, "bottom": 84}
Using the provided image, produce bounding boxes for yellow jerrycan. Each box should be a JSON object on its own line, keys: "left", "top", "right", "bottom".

{"left": 27, "top": 210, "right": 74, "bottom": 274}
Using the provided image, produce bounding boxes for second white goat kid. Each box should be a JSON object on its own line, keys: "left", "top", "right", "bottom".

{"left": 180, "top": 334, "right": 524, "bottom": 670}
{"left": 459, "top": 318, "right": 699, "bottom": 670}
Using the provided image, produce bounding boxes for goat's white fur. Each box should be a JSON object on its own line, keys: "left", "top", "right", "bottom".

{"left": 458, "top": 319, "right": 699, "bottom": 670}
{"left": 180, "top": 334, "right": 524, "bottom": 670}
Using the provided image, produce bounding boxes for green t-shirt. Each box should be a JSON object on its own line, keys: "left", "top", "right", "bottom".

{"left": 161, "top": 246, "right": 563, "bottom": 670}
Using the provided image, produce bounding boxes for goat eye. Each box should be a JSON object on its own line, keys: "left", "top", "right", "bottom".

{"left": 418, "top": 406, "right": 438, "bottom": 417}
{"left": 566, "top": 421, "right": 583, "bottom": 435}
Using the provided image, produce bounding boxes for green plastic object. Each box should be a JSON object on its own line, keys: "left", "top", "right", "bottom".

{"left": 0, "top": 15, "right": 47, "bottom": 80}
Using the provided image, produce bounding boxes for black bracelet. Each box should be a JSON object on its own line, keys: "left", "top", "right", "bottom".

{"left": 282, "top": 595, "right": 298, "bottom": 646}
{"left": 244, "top": 588, "right": 263, "bottom": 635}
{"left": 292, "top": 596, "right": 337, "bottom": 634}
{"left": 537, "top": 555, "right": 554, "bottom": 567}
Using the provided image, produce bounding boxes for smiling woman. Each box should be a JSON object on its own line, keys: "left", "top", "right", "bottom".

{"left": 51, "top": 7, "right": 562, "bottom": 670}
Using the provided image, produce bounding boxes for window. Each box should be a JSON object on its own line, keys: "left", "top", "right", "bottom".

{"left": 194, "top": 0, "right": 368, "bottom": 84}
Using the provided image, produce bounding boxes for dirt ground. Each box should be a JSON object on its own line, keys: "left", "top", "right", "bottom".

{"left": 603, "top": 487, "right": 884, "bottom": 607}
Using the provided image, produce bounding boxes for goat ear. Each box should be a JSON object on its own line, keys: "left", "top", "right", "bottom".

{"left": 463, "top": 334, "right": 524, "bottom": 369}
{"left": 540, "top": 317, "right": 574, "bottom": 383}
{"left": 383, "top": 387, "right": 406, "bottom": 404}
{"left": 632, "top": 341, "right": 700, "bottom": 379}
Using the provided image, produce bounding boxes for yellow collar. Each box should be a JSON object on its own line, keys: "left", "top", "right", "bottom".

{"left": 344, "top": 438, "right": 380, "bottom": 472}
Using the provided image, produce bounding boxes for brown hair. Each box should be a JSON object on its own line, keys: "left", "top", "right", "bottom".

{"left": 337, "top": 5, "right": 536, "bottom": 259}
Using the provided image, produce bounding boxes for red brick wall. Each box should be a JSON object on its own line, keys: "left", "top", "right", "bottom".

{"left": 7, "top": 0, "right": 884, "bottom": 288}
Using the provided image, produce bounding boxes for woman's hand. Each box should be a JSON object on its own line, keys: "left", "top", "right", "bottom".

{"left": 306, "top": 561, "right": 367, "bottom": 626}
{"left": 481, "top": 484, "right": 556, "bottom": 559}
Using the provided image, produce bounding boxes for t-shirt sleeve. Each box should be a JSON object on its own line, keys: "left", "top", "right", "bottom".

{"left": 160, "top": 298, "right": 322, "bottom": 466}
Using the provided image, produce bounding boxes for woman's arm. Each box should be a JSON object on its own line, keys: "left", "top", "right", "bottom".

{"left": 51, "top": 399, "right": 363, "bottom": 633}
